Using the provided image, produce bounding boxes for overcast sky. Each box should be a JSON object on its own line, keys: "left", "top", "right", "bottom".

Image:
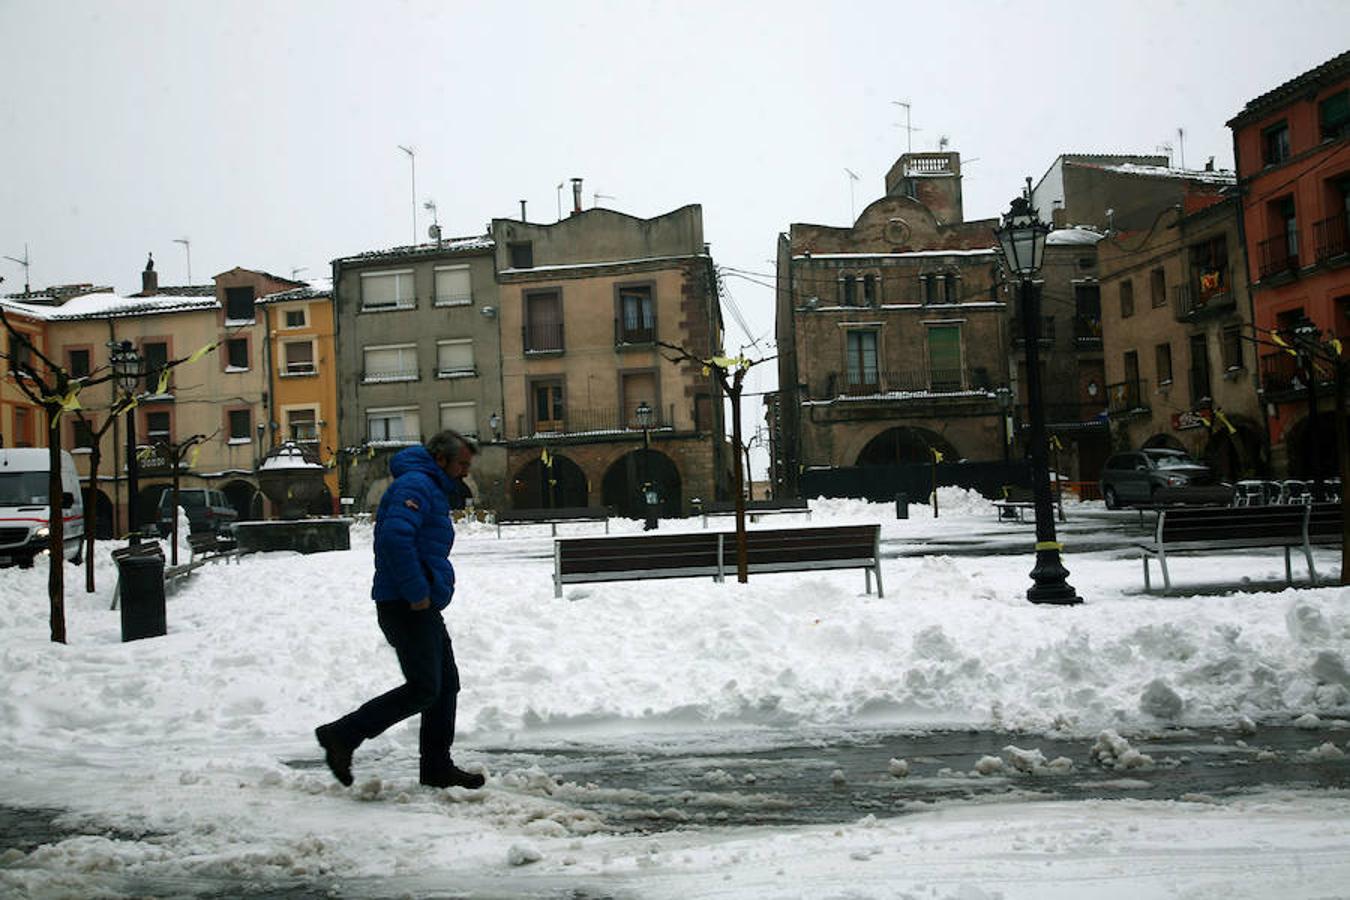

{"left": 3, "top": 0, "right": 1348, "bottom": 411}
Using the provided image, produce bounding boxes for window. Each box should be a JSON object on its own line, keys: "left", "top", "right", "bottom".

{"left": 226, "top": 338, "right": 249, "bottom": 370}
{"left": 225, "top": 286, "right": 256, "bottom": 322}
{"left": 1155, "top": 343, "right": 1173, "bottom": 385}
{"left": 435, "top": 339, "right": 475, "bottom": 377}
{"left": 1074, "top": 284, "right": 1102, "bottom": 344}
{"left": 360, "top": 270, "right": 415, "bottom": 310}
{"left": 1221, "top": 325, "right": 1244, "bottom": 371}
{"left": 1262, "top": 121, "right": 1291, "bottom": 165}
{"left": 67, "top": 348, "right": 90, "bottom": 378}
{"left": 363, "top": 344, "right": 418, "bottom": 382}
{"left": 618, "top": 285, "right": 655, "bottom": 343}
{"left": 1320, "top": 90, "right": 1350, "bottom": 140}
{"left": 145, "top": 410, "right": 171, "bottom": 445}
{"left": 508, "top": 241, "right": 534, "bottom": 269}
{"left": 1123, "top": 350, "right": 1140, "bottom": 395}
{"left": 72, "top": 416, "right": 97, "bottom": 451}
{"left": 228, "top": 409, "right": 252, "bottom": 442}
{"left": 927, "top": 325, "right": 961, "bottom": 391}
{"left": 863, "top": 274, "right": 877, "bottom": 306}
{"left": 284, "top": 308, "right": 307, "bottom": 328}
{"left": 621, "top": 372, "right": 657, "bottom": 426}
{"left": 922, "top": 273, "right": 956, "bottom": 305}
{"left": 8, "top": 334, "right": 32, "bottom": 373}
{"left": 287, "top": 408, "right": 318, "bottom": 442}
{"left": 1120, "top": 279, "right": 1134, "bottom": 318}
{"left": 1279, "top": 196, "right": 1299, "bottom": 258}
{"left": 532, "top": 380, "right": 565, "bottom": 432}
{"left": 438, "top": 401, "right": 478, "bottom": 437}
{"left": 283, "top": 341, "right": 315, "bottom": 375}
{"left": 143, "top": 341, "right": 169, "bottom": 394}
{"left": 366, "top": 407, "right": 420, "bottom": 444}
{"left": 1189, "top": 334, "right": 1211, "bottom": 404}
{"left": 524, "top": 290, "right": 563, "bottom": 352}
{"left": 13, "top": 407, "right": 32, "bottom": 447}
{"left": 841, "top": 275, "right": 857, "bottom": 306}
{"left": 1150, "top": 268, "right": 1166, "bottom": 308}
{"left": 434, "top": 265, "right": 473, "bottom": 306}
{"left": 1190, "top": 236, "right": 1229, "bottom": 298}
{"left": 845, "top": 329, "right": 879, "bottom": 390}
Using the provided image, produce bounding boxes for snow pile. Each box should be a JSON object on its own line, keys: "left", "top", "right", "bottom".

{"left": 1090, "top": 730, "right": 1155, "bottom": 770}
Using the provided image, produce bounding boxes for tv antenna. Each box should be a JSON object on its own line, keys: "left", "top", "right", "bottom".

{"left": 844, "top": 167, "right": 860, "bottom": 222}
{"left": 2, "top": 243, "right": 30, "bottom": 293}
{"left": 891, "top": 100, "right": 921, "bottom": 155}
{"left": 593, "top": 191, "right": 616, "bottom": 207}
{"left": 1177, "top": 126, "right": 1186, "bottom": 170}
{"left": 173, "top": 237, "right": 192, "bottom": 283}
{"left": 556, "top": 181, "right": 565, "bottom": 220}
{"left": 290, "top": 266, "right": 308, "bottom": 280}
{"left": 397, "top": 145, "right": 416, "bottom": 245}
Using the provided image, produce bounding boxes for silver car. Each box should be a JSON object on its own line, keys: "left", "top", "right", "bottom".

{"left": 1099, "top": 449, "right": 1218, "bottom": 509}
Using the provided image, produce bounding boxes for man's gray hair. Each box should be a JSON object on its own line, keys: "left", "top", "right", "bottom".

{"left": 426, "top": 429, "right": 478, "bottom": 461}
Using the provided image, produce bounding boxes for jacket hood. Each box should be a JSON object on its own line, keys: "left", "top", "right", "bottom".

{"left": 388, "top": 445, "right": 452, "bottom": 493}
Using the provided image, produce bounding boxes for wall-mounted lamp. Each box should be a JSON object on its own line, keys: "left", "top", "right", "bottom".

{"left": 479, "top": 306, "right": 497, "bottom": 318}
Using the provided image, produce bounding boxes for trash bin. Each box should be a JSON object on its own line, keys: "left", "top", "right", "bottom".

{"left": 113, "top": 542, "right": 166, "bottom": 642}
{"left": 895, "top": 492, "right": 909, "bottom": 519}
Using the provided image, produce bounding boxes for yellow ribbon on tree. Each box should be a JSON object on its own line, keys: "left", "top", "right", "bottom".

{"left": 136, "top": 446, "right": 156, "bottom": 462}
{"left": 1214, "top": 409, "right": 1237, "bottom": 435}
{"left": 188, "top": 443, "right": 202, "bottom": 468}
{"left": 46, "top": 384, "right": 83, "bottom": 422}
{"left": 541, "top": 447, "right": 552, "bottom": 467}
{"left": 184, "top": 342, "right": 216, "bottom": 365}
{"left": 155, "top": 367, "right": 171, "bottom": 395}
{"left": 931, "top": 447, "right": 943, "bottom": 463}
{"left": 1332, "top": 338, "right": 1343, "bottom": 357}
{"left": 1270, "top": 332, "right": 1298, "bottom": 357}
{"left": 1049, "top": 434, "right": 1063, "bottom": 451}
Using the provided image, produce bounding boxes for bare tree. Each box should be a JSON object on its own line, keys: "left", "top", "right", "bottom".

{"left": 656, "top": 340, "right": 774, "bottom": 583}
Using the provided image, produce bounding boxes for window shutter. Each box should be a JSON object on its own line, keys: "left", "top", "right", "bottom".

{"left": 437, "top": 341, "right": 474, "bottom": 372}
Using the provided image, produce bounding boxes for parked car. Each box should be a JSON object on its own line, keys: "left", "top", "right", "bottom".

{"left": 157, "top": 488, "right": 238, "bottom": 539}
{"left": 1099, "top": 449, "right": 1221, "bottom": 509}
{"left": 0, "top": 448, "right": 85, "bottom": 567}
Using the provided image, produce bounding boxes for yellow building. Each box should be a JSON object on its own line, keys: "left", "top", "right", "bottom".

{"left": 0, "top": 302, "right": 48, "bottom": 449}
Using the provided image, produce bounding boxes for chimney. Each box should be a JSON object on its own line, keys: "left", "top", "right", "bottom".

{"left": 519, "top": 199, "right": 527, "bottom": 221}
{"left": 1205, "top": 156, "right": 1215, "bottom": 172}
{"left": 141, "top": 252, "right": 158, "bottom": 295}
{"left": 571, "top": 177, "right": 583, "bottom": 215}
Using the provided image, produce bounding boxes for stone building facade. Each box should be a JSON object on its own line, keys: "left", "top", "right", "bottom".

{"left": 490, "top": 201, "right": 726, "bottom": 517}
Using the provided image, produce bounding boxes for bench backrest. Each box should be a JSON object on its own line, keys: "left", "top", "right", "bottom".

{"left": 701, "top": 499, "right": 809, "bottom": 514}
{"left": 1157, "top": 504, "right": 1307, "bottom": 545}
{"left": 500, "top": 506, "right": 610, "bottom": 523}
{"left": 741, "top": 524, "right": 877, "bottom": 566}
{"left": 1308, "top": 502, "right": 1344, "bottom": 541}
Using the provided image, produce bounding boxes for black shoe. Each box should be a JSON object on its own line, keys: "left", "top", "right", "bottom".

{"left": 420, "top": 763, "right": 485, "bottom": 790}
{"left": 315, "top": 724, "right": 354, "bottom": 787}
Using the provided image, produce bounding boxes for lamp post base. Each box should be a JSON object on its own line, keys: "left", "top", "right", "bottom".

{"left": 1027, "top": 550, "right": 1081, "bottom": 605}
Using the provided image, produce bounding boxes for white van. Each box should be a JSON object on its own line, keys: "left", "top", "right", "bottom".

{"left": 0, "top": 448, "right": 85, "bottom": 567}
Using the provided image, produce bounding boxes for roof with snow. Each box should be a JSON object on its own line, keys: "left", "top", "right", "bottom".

{"left": 334, "top": 235, "right": 495, "bottom": 266}
{"left": 1047, "top": 227, "right": 1106, "bottom": 246}
{"left": 259, "top": 277, "right": 332, "bottom": 304}
{"left": 0, "top": 291, "right": 219, "bottom": 321}
{"left": 1091, "top": 163, "right": 1236, "bottom": 186}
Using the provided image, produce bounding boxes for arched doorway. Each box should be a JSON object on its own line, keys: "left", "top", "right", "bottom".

{"left": 137, "top": 483, "right": 171, "bottom": 533}
{"left": 84, "top": 488, "right": 114, "bottom": 539}
{"left": 855, "top": 427, "right": 959, "bottom": 466}
{"left": 601, "top": 450, "right": 683, "bottom": 519}
{"left": 1142, "top": 433, "right": 1186, "bottom": 451}
{"left": 510, "top": 454, "right": 588, "bottom": 509}
{"left": 222, "top": 479, "right": 260, "bottom": 522}
{"left": 1284, "top": 414, "right": 1340, "bottom": 480}
{"left": 1202, "top": 422, "right": 1265, "bottom": 481}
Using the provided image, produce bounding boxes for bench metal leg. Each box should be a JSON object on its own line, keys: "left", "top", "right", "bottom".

{"left": 550, "top": 523, "right": 558, "bottom": 537}
{"left": 865, "top": 567, "right": 872, "bottom": 595}
{"left": 715, "top": 534, "right": 725, "bottom": 583}
{"left": 1284, "top": 546, "right": 1292, "bottom": 584}
{"left": 1303, "top": 542, "right": 1318, "bottom": 585}
{"left": 1158, "top": 548, "right": 1171, "bottom": 592}
{"left": 553, "top": 542, "right": 562, "bottom": 598}
{"left": 1142, "top": 554, "right": 1151, "bottom": 593}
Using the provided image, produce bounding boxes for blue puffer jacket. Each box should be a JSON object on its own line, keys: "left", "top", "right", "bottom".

{"left": 371, "top": 445, "right": 461, "bottom": 610}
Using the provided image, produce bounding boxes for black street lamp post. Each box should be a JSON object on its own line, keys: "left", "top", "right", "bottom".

{"left": 994, "top": 192, "right": 1081, "bottom": 606}
{"left": 995, "top": 385, "right": 1013, "bottom": 463}
{"left": 109, "top": 340, "right": 143, "bottom": 536}
{"left": 635, "top": 400, "right": 657, "bottom": 530}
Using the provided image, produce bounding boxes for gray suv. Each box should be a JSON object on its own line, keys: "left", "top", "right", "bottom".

{"left": 157, "top": 488, "right": 238, "bottom": 538}
{"left": 1099, "top": 449, "right": 1219, "bottom": 509}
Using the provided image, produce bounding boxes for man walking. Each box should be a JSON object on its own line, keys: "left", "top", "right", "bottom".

{"left": 316, "top": 430, "right": 485, "bottom": 789}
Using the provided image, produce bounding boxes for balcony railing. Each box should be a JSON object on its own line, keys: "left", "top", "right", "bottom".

{"left": 1074, "top": 315, "right": 1103, "bottom": 350}
{"left": 1313, "top": 212, "right": 1349, "bottom": 263}
{"left": 1011, "top": 316, "right": 1056, "bottom": 347}
{"left": 1257, "top": 235, "right": 1299, "bottom": 280}
{"left": 523, "top": 323, "right": 565, "bottom": 353}
{"left": 1172, "top": 267, "right": 1236, "bottom": 321}
{"left": 904, "top": 153, "right": 955, "bottom": 175}
{"left": 615, "top": 321, "right": 655, "bottom": 345}
{"left": 513, "top": 403, "right": 676, "bottom": 439}
{"left": 434, "top": 292, "right": 473, "bottom": 307}
{"left": 1258, "top": 352, "right": 1333, "bottom": 395}
{"left": 828, "top": 366, "right": 990, "bottom": 397}
{"left": 1106, "top": 379, "right": 1149, "bottom": 415}
{"left": 361, "top": 368, "right": 419, "bottom": 383}
{"left": 1015, "top": 402, "right": 1110, "bottom": 431}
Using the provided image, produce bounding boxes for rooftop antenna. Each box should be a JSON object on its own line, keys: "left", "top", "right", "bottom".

{"left": 890, "top": 99, "right": 921, "bottom": 155}
{"left": 290, "top": 266, "right": 308, "bottom": 280}
{"left": 556, "top": 181, "right": 564, "bottom": 221}
{"left": 593, "top": 191, "right": 615, "bottom": 208}
{"left": 1177, "top": 126, "right": 1186, "bottom": 170}
{"left": 397, "top": 145, "right": 416, "bottom": 245}
{"left": 1156, "top": 141, "right": 1174, "bottom": 167}
{"left": 173, "top": 237, "right": 192, "bottom": 283}
{"left": 423, "top": 198, "right": 439, "bottom": 226}
{"left": 3, "top": 243, "right": 30, "bottom": 293}
{"left": 938, "top": 134, "right": 950, "bottom": 151}
{"left": 844, "top": 167, "right": 860, "bottom": 222}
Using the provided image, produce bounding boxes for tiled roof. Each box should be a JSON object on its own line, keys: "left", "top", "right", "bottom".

{"left": 334, "top": 235, "right": 495, "bottom": 265}
{"left": 1227, "top": 50, "right": 1350, "bottom": 127}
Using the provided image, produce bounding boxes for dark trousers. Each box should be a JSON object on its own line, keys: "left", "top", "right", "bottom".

{"left": 332, "top": 603, "right": 460, "bottom": 776}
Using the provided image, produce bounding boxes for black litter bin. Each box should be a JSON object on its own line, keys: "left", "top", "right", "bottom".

{"left": 895, "top": 492, "right": 909, "bottom": 519}
{"left": 113, "top": 543, "right": 166, "bottom": 642}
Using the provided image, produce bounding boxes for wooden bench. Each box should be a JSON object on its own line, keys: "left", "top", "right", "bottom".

{"left": 699, "top": 498, "right": 812, "bottom": 528}
{"left": 553, "top": 523, "right": 882, "bottom": 598}
{"left": 496, "top": 506, "right": 611, "bottom": 538}
{"left": 992, "top": 486, "right": 1034, "bottom": 523}
{"left": 1139, "top": 502, "right": 1342, "bottom": 592}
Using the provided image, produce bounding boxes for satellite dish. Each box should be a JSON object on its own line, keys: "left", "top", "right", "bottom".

{"left": 428, "top": 223, "right": 442, "bottom": 241}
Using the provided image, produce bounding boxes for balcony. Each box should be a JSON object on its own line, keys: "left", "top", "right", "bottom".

{"left": 1172, "top": 268, "right": 1236, "bottom": 321}
{"left": 361, "top": 368, "right": 419, "bottom": 384}
{"left": 523, "top": 323, "right": 564, "bottom": 354}
{"left": 1257, "top": 235, "right": 1299, "bottom": 280}
{"left": 513, "top": 403, "right": 675, "bottom": 439}
{"left": 614, "top": 320, "right": 655, "bottom": 346}
{"left": 1313, "top": 212, "right": 1349, "bottom": 264}
{"left": 827, "top": 366, "right": 991, "bottom": 397}
{"left": 1011, "top": 316, "right": 1056, "bottom": 348}
{"left": 1015, "top": 402, "right": 1109, "bottom": 432}
{"left": 1105, "top": 379, "right": 1149, "bottom": 416}
{"left": 904, "top": 153, "right": 955, "bottom": 175}
{"left": 1073, "top": 314, "right": 1103, "bottom": 350}
{"left": 1258, "top": 352, "right": 1334, "bottom": 398}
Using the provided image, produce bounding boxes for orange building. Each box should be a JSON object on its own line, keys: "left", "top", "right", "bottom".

{"left": 0, "top": 303, "right": 47, "bottom": 449}
{"left": 1228, "top": 50, "right": 1350, "bottom": 476}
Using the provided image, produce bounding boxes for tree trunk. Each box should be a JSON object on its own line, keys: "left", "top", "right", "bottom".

{"left": 84, "top": 444, "right": 100, "bottom": 593}
{"left": 1337, "top": 360, "right": 1349, "bottom": 586}
{"left": 46, "top": 409, "right": 66, "bottom": 643}
{"left": 731, "top": 386, "right": 748, "bottom": 583}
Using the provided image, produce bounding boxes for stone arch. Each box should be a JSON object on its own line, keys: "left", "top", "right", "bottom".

{"left": 87, "top": 488, "right": 114, "bottom": 540}
{"left": 601, "top": 449, "right": 683, "bottom": 519}
{"left": 1283, "top": 414, "right": 1340, "bottom": 480}
{"left": 222, "top": 479, "right": 261, "bottom": 522}
{"left": 1142, "top": 433, "right": 1186, "bottom": 451}
{"left": 510, "top": 453, "right": 588, "bottom": 509}
{"left": 1201, "top": 418, "right": 1266, "bottom": 481}
{"left": 137, "top": 482, "right": 171, "bottom": 533}
{"left": 855, "top": 426, "right": 959, "bottom": 466}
